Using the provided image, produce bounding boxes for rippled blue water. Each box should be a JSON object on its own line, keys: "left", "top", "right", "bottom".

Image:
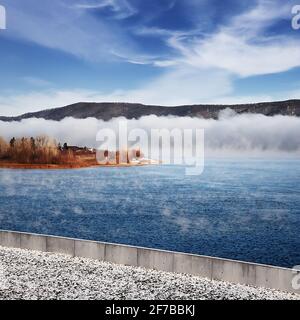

{"left": 0, "top": 159, "right": 300, "bottom": 267}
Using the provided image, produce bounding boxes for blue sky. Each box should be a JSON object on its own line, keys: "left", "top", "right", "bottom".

{"left": 0, "top": 0, "right": 300, "bottom": 115}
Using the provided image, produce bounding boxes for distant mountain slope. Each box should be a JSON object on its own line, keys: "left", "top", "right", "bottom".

{"left": 1, "top": 100, "right": 300, "bottom": 121}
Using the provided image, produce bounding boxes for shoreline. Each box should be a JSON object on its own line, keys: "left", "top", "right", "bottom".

{"left": 0, "top": 162, "right": 148, "bottom": 170}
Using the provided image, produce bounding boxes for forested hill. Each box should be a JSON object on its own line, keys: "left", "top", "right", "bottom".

{"left": 1, "top": 99, "right": 300, "bottom": 121}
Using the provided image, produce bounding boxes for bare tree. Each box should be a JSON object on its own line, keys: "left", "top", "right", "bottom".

{"left": 0, "top": 137, "right": 9, "bottom": 159}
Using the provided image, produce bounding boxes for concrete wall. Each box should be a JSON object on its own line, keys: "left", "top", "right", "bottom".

{"left": 0, "top": 229, "right": 299, "bottom": 294}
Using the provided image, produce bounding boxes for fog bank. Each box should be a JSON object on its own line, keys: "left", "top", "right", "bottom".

{"left": 0, "top": 110, "right": 300, "bottom": 157}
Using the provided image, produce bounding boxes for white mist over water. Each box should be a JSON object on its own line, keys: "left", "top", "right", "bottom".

{"left": 0, "top": 110, "right": 300, "bottom": 157}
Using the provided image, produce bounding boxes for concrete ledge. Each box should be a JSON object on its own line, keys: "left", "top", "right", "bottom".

{"left": 212, "top": 258, "right": 257, "bottom": 287}
{"left": 106, "top": 243, "right": 138, "bottom": 266}
{"left": 0, "top": 231, "right": 21, "bottom": 248}
{"left": 173, "top": 253, "right": 193, "bottom": 275}
{"left": 191, "top": 255, "right": 213, "bottom": 280}
{"left": 46, "top": 236, "right": 75, "bottom": 256}
{"left": 255, "top": 264, "right": 296, "bottom": 293}
{"left": 138, "top": 248, "right": 174, "bottom": 272}
{"left": 0, "top": 229, "right": 299, "bottom": 294}
{"left": 20, "top": 233, "right": 47, "bottom": 252}
{"left": 74, "top": 239, "right": 105, "bottom": 260}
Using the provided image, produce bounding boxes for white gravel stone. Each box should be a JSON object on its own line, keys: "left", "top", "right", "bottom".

{"left": 0, "top": 246, "right": 299, "bottom": 300}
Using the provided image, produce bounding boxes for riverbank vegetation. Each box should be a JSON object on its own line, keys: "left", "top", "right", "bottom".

{"left": 0, "top": 136, "right": 75, "bottom": 165}
{"left": 0, "top": 136, "right": 148, "bottom": 169}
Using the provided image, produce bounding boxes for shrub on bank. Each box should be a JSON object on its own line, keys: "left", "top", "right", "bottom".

{"left": 0, "top": 136, "right": 76, "bottom": 164}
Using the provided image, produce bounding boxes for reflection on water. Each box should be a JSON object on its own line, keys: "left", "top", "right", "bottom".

{"left": 0, "top": 159, "right": 300, "bottom": 267}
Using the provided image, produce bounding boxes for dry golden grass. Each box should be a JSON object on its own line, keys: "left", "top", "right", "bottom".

{"left": 0, "top": 136, "right": 146, "bottom": 169}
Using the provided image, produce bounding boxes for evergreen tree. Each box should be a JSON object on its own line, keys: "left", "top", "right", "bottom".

{"left": 9, "top": 137, "right": 16, "bottom": 148}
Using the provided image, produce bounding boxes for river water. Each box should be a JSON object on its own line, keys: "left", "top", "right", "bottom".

{"left": 0, "top": 159, "right": 299, "bottom": 267}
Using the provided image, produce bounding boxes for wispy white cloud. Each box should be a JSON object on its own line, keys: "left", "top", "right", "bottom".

{"left": 74, "top": 1, "right": 109, "bottom": 10}
{"left": 4, "top": 0, "right": 299, "bottom": 76}
{"left": 0, "top": 89, "right": 102, "bottom": 116}
{"left": 74, "top": 0, "right": 137, "bottom": 19}
{"left": 110, "top": 50, "right": 163, "bottom": 66}
{"left": 0, "top": 79, "right": 298, "bottom": 117}
{"left": 1, "top": 0, "right": 299, "bottom": 113}
{"left": 228, "top": 0, "right": 292, "bottom": 35}
{"left": 0, "top": 68, "right": 232, "bottom": 115}
{"left": 3, "top": 0, "right": 140, "bottom": 62}
{"left": 21, "top": 76, "right": 53, "bottom": 87}
{"left": 180, "top": 33, "right": 300, "bottom": 77}
{"left": 112, "top": 67, "right": 233, "bottom": 106}
{"left": 165, "top": 0, "right": 300, "bottom": 77}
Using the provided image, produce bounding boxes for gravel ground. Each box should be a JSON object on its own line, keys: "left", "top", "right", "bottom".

{"left": 0, "top": 246, "right": 299, "bottom": 300}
